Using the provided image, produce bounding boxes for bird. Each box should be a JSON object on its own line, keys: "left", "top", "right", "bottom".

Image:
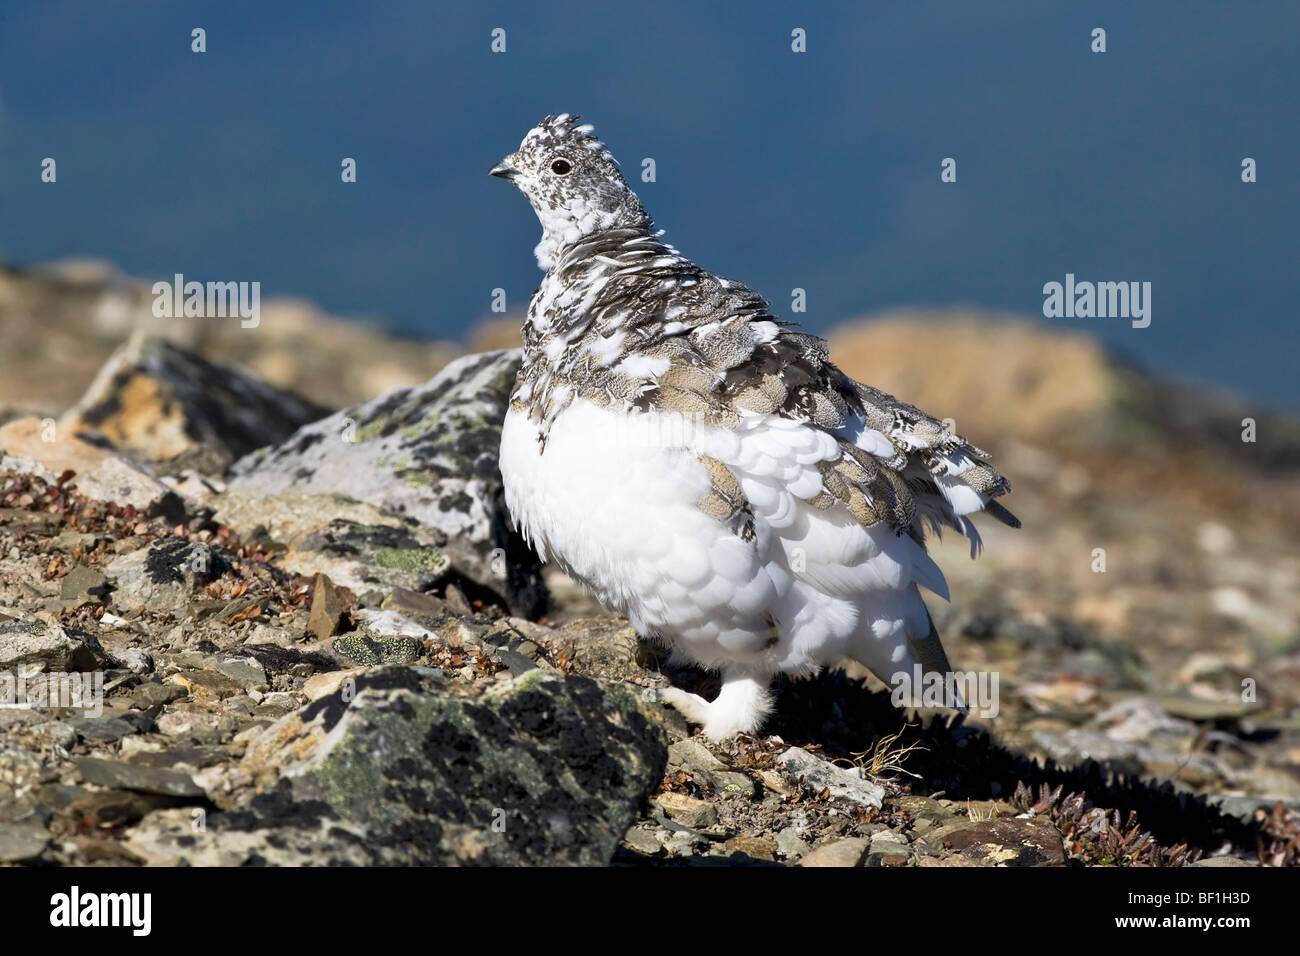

{"left": 491, "top": 114, "right": 1018, "bottom": 738}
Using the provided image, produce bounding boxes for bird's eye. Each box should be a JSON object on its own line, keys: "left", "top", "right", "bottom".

{"left": 550, "top": 158, "right": 572, "bottom": 175}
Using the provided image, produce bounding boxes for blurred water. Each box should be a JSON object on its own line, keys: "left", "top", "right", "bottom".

{"left": 1, "top": 0, "right": 1295, "bottom": 408}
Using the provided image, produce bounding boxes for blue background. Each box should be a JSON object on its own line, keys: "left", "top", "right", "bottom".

{"left": 1, "top": 1, "right": 1295, "bottom": 407}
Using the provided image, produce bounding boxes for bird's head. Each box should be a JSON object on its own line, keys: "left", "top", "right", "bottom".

{"left": 490, "top": 114, "right": 652, "bottom": 268}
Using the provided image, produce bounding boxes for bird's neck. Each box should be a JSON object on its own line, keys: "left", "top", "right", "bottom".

{"left": 532, "top": 198, "right": 653, "bottom": 272}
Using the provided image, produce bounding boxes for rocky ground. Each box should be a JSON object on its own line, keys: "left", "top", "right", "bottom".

{"left": 0, "top": 263, "right": 1297, "bottom": 867}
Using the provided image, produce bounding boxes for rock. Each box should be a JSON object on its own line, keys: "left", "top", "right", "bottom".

{"left": 656, "top": 792, "right": 719, "bottom": 829}
{"left": 666, "top": 738, "right": 754, "bottom": 796}
{"left": 381, "top": 587, "right": 447, "bottom": 617}
{"left": 0, "top": 417, "right": 184, "bottom": 518}
{"left": 211, "top": 656, "right": 268, "bottom": 690}
{"left": 286, "top": 517, "right": 450, "bottom": 594}
{"left": 224, "top": 666, "right": 666, "bottom": 865}
{"left": 102, "top": 538, "right": 235, "bottom": 614}
{"left": 1206, "top": 795, "right": 1300, "bottom": 825}
{"left": 775, "top": 827, "right": 810, "bottom": 860}
{"left": 130, "top": 682, "right": 187, "bottom": 710}
{"left": 59, "top": 332, "right": 327, "bottom": 473}
{"left": 227, "top": 350, "right": 546, "bottom": 616}
{"left": 0, "top": 820, "right": 49, "bottom": 862}
{"left": 74, "top": 756, "right": 206, "bottom": 798}
{"left": 209, "top": 492, "right": 443, "bottom": 596}
{"left": 113, "top": 647, "right": 155, "bottom": 675}
{"left": 332, "top": 631, "right": 424, "bottom": 666}
{"left": 1029, "top": 728, "right": 1223, "bottom": 787}
{"left": 0, "top": 615, "right": 102, "bottom": 671}
{"left": 663, "top": 828, "right": 709, "bottom": 858}
{"left": 800, "top": 837, "right": 868, "bottom": 867}
{"left": 543, "top": 617, "right": 649, "bottom": 683}
{"left": 125, "top": 805, "right": 378, "bottom": 867}
{"left": 67, "top": 714, "right": 149, "bottom": 745}
{"left": 52, "top": 531, "right": 99, "bottom": 554}
{"left": 621, "top": 825, "right": 663, "bottom": 857}
{"left": 923, "top": 817, "right": 1066, "bottom": 867}
{"left": 1152, "top": 693, "right": 1262, "bottom": 722}
{"left": 1190, "top": 855, "right": 1256, "bottom": 867}
{"left": 39, "top": 784, "right": 171, "bottom": 829}
{"left": 725, "top": 834, "right": 777, "bottom": 861}
{"left": 59, "top": 565, "right": 112, "bottom": 610}
{"left": 302, "top": 667, "right": 367, "bottom": 702}
{"left": 668, "top": 739, "right": 728, "bottom": 775}
{"left": 1092, "top": 698, "right": 1200, "bottom": 742}
{"left": 899, "top": 794, "right": 959, "bottom": 825}
{"left": 155, "top": 709, "right": 238, "bottom": 739}
{"left": 776, "top": 748, "right": 884, "bottom": 810}
{"left": 867, "top": 830, "right": 912, "bottom": 865}
{"left": 306, "top": 573, "right": 344, "bottom": 640}
{"left": 169, "top": 669, "right": 245, "bottom": 701}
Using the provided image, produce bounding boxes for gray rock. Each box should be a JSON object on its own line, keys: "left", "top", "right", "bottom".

{"left": 777, "top": 747, "right": 884, "bottom": 810}
{"left": 775, "top": 826, "right": 810, "bottom": 861}
{"left": 0, "top": 748, "right": 46, "bottom": 803}
{"left": 667, "top": 738, "right": 755, "bottom": 796}
{"left": 130, "top": 682, "right": 187, "bottom": 710}
{"left": 0, "top": 615, "right": 102, "bottom": 671}
{"left": 52, "top": 531, "right": 100, "bottom": 554}
{"left": 668, "top": 739, "right": 728, "bottom": 776}
{"left": 867, "top": 829, "right": 912, "bottom": 865}
{"left": 204, "top": 665, "right": 667, "bottom": 865}
{"left": 227, "top": 350, "right": 546, "bottom": 616}
{"left": 59, "top": 565, "right": 111, "bottom": 610}
{"left": 1030, "top": 728, "right": 1224, "bottom": 787}
{"left": 74, "top": 756, "right": 205, "bottom": 798}
{"left": 621, "top": 825, "right": 664, "bottom": 857}
{"left": 1189, "top": 855, "right": 1257, "bottom": 867}
{"left": 0, "top": 820, "right": 49, "bottom": 862}
{"left": 112, "top": 647, "right": 155, "bottom": 675}
{"left": 1207, "top": 795, "right": 1300, "bottom": 825}
{"left": 67, "top": 714, "right": 149, "bottom": 745}
{"left": 283, "top": 518, "right": 451, "bottom": 596}
{"left": 656, "top": 792, "right": 719, "bottom": 829}
{"left": 212, "top": 656, "right": 269, "bottom": 690}
{"left": 126, "top": 805, "right": 378, "bottom": 866}
{"left": 103, "top": 538, "right": 235, "bottom": 613}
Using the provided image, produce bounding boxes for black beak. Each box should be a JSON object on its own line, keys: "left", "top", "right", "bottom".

{"left": 488, "top": 163, "right": 518, "bottom": 180}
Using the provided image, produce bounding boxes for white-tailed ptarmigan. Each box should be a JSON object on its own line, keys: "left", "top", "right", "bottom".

{"left": 492, "top": 114, "right": 1018, "bottom": 738}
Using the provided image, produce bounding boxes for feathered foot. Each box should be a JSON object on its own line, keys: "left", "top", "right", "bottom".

{"left": 661, "top": 670, "right": 773, "bottom": 739}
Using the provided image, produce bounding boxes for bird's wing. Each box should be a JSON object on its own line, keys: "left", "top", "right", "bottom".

{"left": 621, "top": 271, "right": 1019, "bottom": 556}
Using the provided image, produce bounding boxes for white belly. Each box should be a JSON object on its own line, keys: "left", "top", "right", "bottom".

{"left": 499, "top": 399, "right": 941, "bottom": 678}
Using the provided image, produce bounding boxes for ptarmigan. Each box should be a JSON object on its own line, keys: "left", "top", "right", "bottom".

{"left": 492, "top": 114, "right": 1018, "bottom": 738}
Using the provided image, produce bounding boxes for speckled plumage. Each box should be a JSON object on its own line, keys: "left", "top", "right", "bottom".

{"left": 493, "top": 114, "right": 1018, "bottom": 737}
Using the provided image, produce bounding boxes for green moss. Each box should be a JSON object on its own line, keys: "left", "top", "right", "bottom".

{"left": 371, "top": 547, "right": 449, "bottom": 575}
{"left": 354, "top": 418, "right": 391, "bottom": 443}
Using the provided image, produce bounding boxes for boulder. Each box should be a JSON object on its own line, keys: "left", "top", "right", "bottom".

{"left": 0, "top": 417, "right": 183, "bottom": 518}
{"left": 228, "top": 350, "right": 545, "bottom": 616}
{"left": 60, "top": 331, "right": 327, "bottom": 473}
{"left": 129, "top": 666, "right": 666, "bottom": 865}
